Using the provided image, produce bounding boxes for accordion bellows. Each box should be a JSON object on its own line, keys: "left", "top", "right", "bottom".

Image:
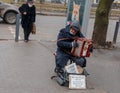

{"left": 71, "top": 38, "right": 93, "bottom": 57}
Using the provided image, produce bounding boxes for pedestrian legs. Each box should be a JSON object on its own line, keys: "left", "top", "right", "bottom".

{"left": 23, "top": 23, "right": 32, "bottom": 42}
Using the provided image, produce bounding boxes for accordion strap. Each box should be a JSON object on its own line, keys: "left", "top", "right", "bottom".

{"left": 57, "top": 38, "right": 74, "bottom": 41}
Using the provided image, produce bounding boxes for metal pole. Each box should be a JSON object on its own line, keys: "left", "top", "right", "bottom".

{"left": 81, "top": 0, "right": 92, "bottom": 36}
{"left": 15, "top": 14, "right": 20, "bottom": 42}
{"left": 113, "top": 21, "right": 119, "bottom": 44}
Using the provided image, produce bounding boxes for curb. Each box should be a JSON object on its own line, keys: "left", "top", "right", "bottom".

{"left": 36, "top": 11, "right": 66, "bottom": 16}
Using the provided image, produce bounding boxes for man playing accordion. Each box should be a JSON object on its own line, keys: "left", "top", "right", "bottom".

{"left": 56, "top": 21, "right": 92, "bottom": 72}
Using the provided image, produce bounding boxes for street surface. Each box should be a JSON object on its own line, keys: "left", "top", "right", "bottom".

{"left": 0, "top": 15, "right": 120, "bottom": 93}
{"left": 0, "top": 15, "right": 120, "bottom": 43}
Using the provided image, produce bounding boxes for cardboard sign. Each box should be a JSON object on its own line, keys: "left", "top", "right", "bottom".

{"left": 69, "top": 75, "right": 86, "bottom": 89}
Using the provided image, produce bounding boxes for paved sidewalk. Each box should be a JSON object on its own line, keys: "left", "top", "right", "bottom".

{"left": 0, "top": 40, "right": 109, "bottom": 93}
{"left": 0, "top": 15, "right": 120, "bottom": 93}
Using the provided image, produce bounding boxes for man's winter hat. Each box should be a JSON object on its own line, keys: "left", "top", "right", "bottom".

{"left": 27, "top": 0, "right": 33, "bottom": 2}
{"left": 70, "top": 20, "right": 80, "bottom": 32}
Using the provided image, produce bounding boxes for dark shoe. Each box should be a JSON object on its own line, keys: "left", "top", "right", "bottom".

{"left": 82, "top": 69, "right": 90, "bottom": 76}
{"left": 54, "top": 67, "right": 64, "bottom": 74}
{"left": 24, "top": 40, "right": 28, "bottom": 42}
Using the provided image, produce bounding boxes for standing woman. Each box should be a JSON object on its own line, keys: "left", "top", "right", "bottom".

{"left": 19, "top": 0, "right": 36, "bottom": 42}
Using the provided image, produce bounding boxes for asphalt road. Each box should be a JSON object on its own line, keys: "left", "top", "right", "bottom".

{"left": 0, "top": 15, "right": 120, "bottom": 93}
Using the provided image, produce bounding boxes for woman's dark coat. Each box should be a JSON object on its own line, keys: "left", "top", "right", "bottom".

{"left": 19, "top": 4, "right": 36, "bottom": 28}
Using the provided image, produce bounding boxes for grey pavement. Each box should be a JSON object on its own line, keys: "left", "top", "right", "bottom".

{"left": 0, "top": 40, "right": 107, "bottom": 93}
{"left": 0, "top": 15, "right": 120, "bottom": 93}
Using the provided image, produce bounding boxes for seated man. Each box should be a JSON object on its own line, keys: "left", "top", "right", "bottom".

{"left": 56, "top": 20, "right": 86, "bottom": 72}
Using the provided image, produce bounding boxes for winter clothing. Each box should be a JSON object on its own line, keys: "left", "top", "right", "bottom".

{"left": 70, "top": 20, "right": 80, "bottom": 32}
{"left": 19, "top": 3, "right": 36, "bottom": 41}
{"left": 56, "top": 22, "right": 86, "bottom": 69}
{"left": 27, "top": 0, "right": 33, "bottom": 2}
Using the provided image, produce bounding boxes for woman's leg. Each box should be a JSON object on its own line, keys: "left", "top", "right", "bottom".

{"left": 27, "top": 23, "right": 33, "bottom": 40}
{"left": 23, "top": 27, "right": 28, "bottom": 41}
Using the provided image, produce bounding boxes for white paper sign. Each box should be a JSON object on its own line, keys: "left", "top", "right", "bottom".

{"left": 65, "top": 63, "right": 79, "bottom": 74}
{"left": 69, "top": 75, "right": 86, "bottom": 89}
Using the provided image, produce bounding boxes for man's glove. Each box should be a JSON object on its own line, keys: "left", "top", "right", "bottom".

{"left": 90, "top": 46, "right": 93, "bottom": 53}
{"left": 72, "top": 41, "right": 79, "bottom": 48}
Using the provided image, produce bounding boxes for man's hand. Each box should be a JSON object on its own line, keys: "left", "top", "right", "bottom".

{"left": 72, "top": 41, "right": 79, "bottom": 48}
{"left": 23, "top": 12, "right": 27, "bottom": 15}
{"left": 90, "top": 46, "right": 93, "bottom": 52}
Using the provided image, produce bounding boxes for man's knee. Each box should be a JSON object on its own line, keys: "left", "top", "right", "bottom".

{"left": 76, "top": 57, "right": 86, "bottom": 67}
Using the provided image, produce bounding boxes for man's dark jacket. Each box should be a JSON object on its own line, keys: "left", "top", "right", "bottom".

{"left": 57, "top": 26, "right": 84, "bottom": 54}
